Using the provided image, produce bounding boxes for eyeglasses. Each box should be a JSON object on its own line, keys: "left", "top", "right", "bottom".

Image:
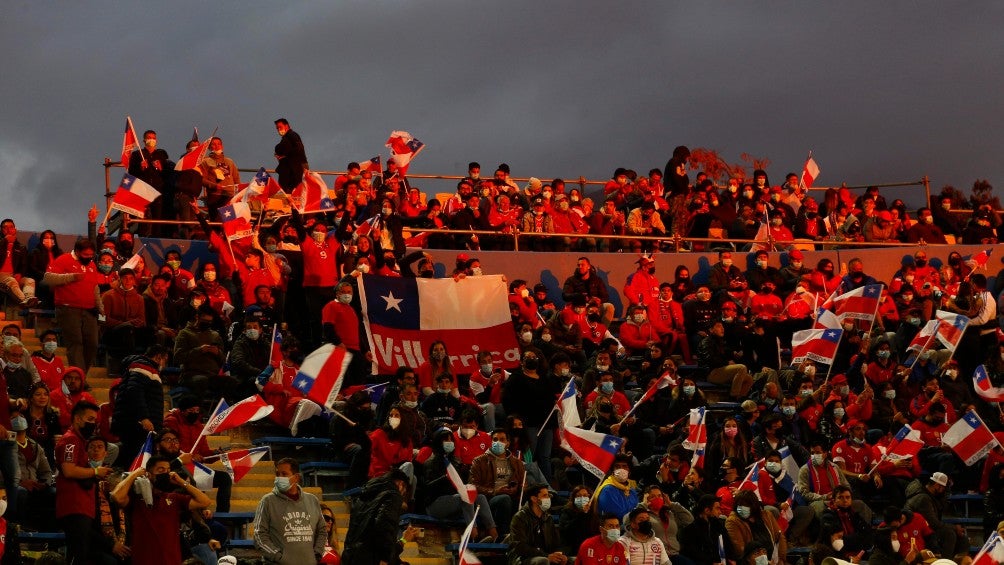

{"left": 161, "top": 438, "right": 180, "bottom": 444}
{"left": 323, "top": 516, "right": 334, "bottom": 523}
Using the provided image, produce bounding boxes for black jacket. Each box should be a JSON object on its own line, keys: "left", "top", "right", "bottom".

{"left": 341, "top": 474, "right": 407, "bottom": 565}
{"left": 274, "top": 130, "right": 308, "bottom": 191}
{"left": 0, "top": 239, "right": 28, "bottom": 276}
{"left": 680, "top": 515, "right": 730, "bottom": 565}
{"left": 111, "top": 355, "right": 164, "bottom": 437}
{"left": 561, "top": 269, "right": 609, "bottom": 304}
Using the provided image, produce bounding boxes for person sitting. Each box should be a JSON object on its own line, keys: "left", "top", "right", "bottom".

{"left": 724, "top": 489, "right": 786, "bottom": 564}
{"left": 595, "top": 454, "right": 639, "bottom": 519}
{"left": 508, "top": 483, "right": 569, "bottom": 564}
{"left": 621, "top": 505, "right": 671, "bottom": 564}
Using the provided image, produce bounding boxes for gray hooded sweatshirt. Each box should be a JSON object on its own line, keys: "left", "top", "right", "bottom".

{"left": 254, "top": 485, "right": 327, "bottom": 564}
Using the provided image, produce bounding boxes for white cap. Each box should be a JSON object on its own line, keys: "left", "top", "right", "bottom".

{"left": 930, "top": 472, "right": 949, "bottom": 487}
{"left": 218, "top": 556, "right": 238, "bottom": 565}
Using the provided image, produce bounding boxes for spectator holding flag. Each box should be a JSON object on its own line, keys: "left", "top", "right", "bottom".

{"left": 419, "top": 427, "right": 499, "bottom": 543}
{"left": 154, "top": 427, "right": 232, "bottom": 513}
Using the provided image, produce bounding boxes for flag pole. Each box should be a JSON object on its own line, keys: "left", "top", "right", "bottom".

{"left": 537, "top": 376, "right": 574, "bottom": 437}
{"left": 189, "top": 397, "right": 226, "bottom": 456}
{"left": 907, "top": 329, "right": 938, "bottom": 370}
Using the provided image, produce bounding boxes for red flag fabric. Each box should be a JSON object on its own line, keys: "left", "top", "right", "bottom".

{"left": 801, "top": 157, "right": 820, "bottom": 188}
{"left": 832, "top": 284, "right": 882, "bottom": 321}
{"left": 111, "top": 173, "right": 161, "bottom": 218}
{"left": 120, "top": 116, "right": 140, "bottom": 166}
{"left": 385, "top": 131, "right": 425, "bottom": 175}
{"left": 906, "top": 320, "right": 940, "bottom": 355}
{"left": 231, "top": 168, "right": 284, "bottom": 204}
{"left": 972, "top": 533, "right": 1004, "bottom": 565}
{"left": 791, "top": 328, "right": 843, "bottom": 365}
{"left": 218, "top": 202, "right": 253, "bottom": 241}
{"left": 559, "top": 425, "right": 625, "bottom": 480}
{"left": 201, "top": 395, "right": 274, "bottom": 436}
{"left": 175, "top": 138, "right": 211, "bottom": 171}
{"left": 934, "top": 311, "right": 969, "bottom": 352}
{"left": 221, "top": 447, "right": 270, "bottom": 483}
{"left": 292, "top": 344, "right": 352, "bottom": 409}
{"left": 128, "top": 431, "right": 155, "bottom": 472}
{"left": 973, "top": 365, "right": 1004, "bottom": 402}
{"left": 968, "top": 248, "right": 993, "bottom": 270}
{"left": 446, "top": 461, "right": 477, "bottom": 504}
{"left": 682, "top": 407, "right": 707, "bottom": 451}
{"left": 291, "top": 171, "right": 334, "bottom": 213}
{"left": 358, "top": 155, "right": 382, "bottom": 173}
{"left": 269, "top": 325, "right": 283, "bottom": 368}
{"left": 885, "top": 424, "right": 924, "bottom": 461}
{"left": 943, "top": 411, "right": 998, "bottom": 466}
{"left": 457, "top": 509, "right": 482, "bottom": 565}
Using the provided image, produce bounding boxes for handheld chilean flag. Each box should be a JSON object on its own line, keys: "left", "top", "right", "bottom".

{"left": 231, "top": 167, "right": 283, "bottom": 204}
{"left": 683, "top": 407, "right": 707, "bottom": 451}
{"left": 967, "top": 248, "right": 993, "bottom": 271}
{"left": 291, "top": 171, "right": 335, "bottom": 213}
{"left": 557, "top": 377, "right": 581, "bottom": 428}
{"left": 190, "top": 460, "right": 216, "bottom": 490}
{"left": 175, "top": 138, "right": 211, "bottom": 171}
{"left": 385, "top": 130, "right": 425, "bottom": 175}
{"left": 269, "top": 325, "right": 283, "bottom": 368}
{"left": 943, "top": 410, "right": 999, "bottom": 466}
{"left": 358, "top": 155, "right": 382, "bottom": 174}
{"left": 218, "top": 202, "right": 253, "bottom": 241}
{"left": 812, "top": 307, "right": 842, "bottom": 330}
{"left": 221, "top": 447, "right": 270, "bottom": 483}
{"left": 973, "top": 365, "right": 1004, "bottom": 402}
{"left": 885, "top": 424, "right": 924, "bottom": 461}
{"left": 111, "top": 173, "right": 161, "bottom": 218}
{"left": 832, "top": 284, "right": 882, "bottom": 322}
{"left": 457, "top": 507, "right": 482, "bottom": 565}
{"left": 973, "top": 532, "right": 1004, "bottom": 565}
{"left": 128, "top": 431, "right": 156, "bottom": 472}
{"left": 446, "top": 461, "right": 477, "bottom": 504}
{"left": 201, "top": 395, "right": 274, "bottom": 436}
{"left": 355, "top": 214, "right": 383, "bottom": 239}
{"left": 626, "top": 372, "right": 677, "bottom": 419}
{"left": 801, "top": 156, "right": 820, "bottom": 189}
{"left": 120, "top": 116, "right": 141, "bottom": 167}
{"left": 934, "top": 311, "right": 969, "bottom": 352}
{"left": 359, "top": 274, "right": 520, "bottom": 375}
{"left": 559, "top": 425, "right": 625, "bottom": 480}
{"left": 717, "top": 535, "right": 727, "bottom": 565}
{"left": 906, "top": 320, "right": 940, "bottom": 355}
{"left": 292, "top": 344, "right": 352, "bottom": 409}
{"left": 737, "top": 460, "right": 764, "bottom": 499}
{"left": 791, "top": 328, "right": 843, "bottom": 365}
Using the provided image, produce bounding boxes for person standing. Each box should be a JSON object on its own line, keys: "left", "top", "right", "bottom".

{"left": 56, "top": 401, "right": 113, "bottom": 565}
{"left": 273, "top": 118, "right": 308, "bottom": 192}
{"left": 43, "top": 238, "right": 103, "bottom": 370}
{"left": 254, "top": 458, "right": 327, "bottom": 565}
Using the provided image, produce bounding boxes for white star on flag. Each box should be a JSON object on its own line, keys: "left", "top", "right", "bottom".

{"left": 382, "top": 291, "right": 403, "bottom": 312}
{"left": 224, "top": 210, "right": 233, "bottom": 218}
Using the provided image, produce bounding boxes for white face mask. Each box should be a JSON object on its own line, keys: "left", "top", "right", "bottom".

{"left": 832, "top": 538, "right": 845, "bottom": 551}
{"left": 891, "top": 539, "right": 901, "bottom": 552}
{"left": 541, "top": 334, "right": 552, "bottom": 342}
{"left": 357, "top": 263, "right": 370, "bottom": 273}
{"left": 388, "top": 417, "right": 401, "bottom": 429}
{"left": 312, "top": 231, "right": 326, "bottom": 243}
{"left": 613, "top": 468, "right": 629, "bottom": 482}
{"left": 460, "top": 428, "right": 475, "bottom": 439}
{"left": 539, "top": 497, "right": 551, "bottom": 512}
{"left": 521, "top": 331, "right": 533, "bottom": 342}
{"left": 338, "top": 293, "right": 353, "bottom": 304}
{"left": 471, "top": 267, "right": 482, "bottom": 276}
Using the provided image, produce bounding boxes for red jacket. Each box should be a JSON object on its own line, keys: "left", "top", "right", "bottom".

{"left": 320, "top": 301, "right": 361, "bottom": 351}
{"left": 618, "top": 320, "right": 658, "bottom": 354}
{"left": 48, "top": 252, "right": 102, "bottom": 309}
{"left": 650, "top": 299, "right": 685, "bottom": 337}
{"left": 163, "top": 408, "right": 212, "bottom": 457}
{"left": 368, "top": 428, "right": 413, "bottom": 478}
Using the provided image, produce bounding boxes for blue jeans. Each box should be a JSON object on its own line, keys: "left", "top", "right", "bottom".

{"left": 426, "top": 494, "right": 496, "bottom": 530}
{"left": 525, "top": 426, "right": 554, "bottom": 479}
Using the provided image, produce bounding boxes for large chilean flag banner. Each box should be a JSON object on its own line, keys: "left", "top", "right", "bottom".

{"left": 359, "top": 274, "right": 521, "bottom": 374}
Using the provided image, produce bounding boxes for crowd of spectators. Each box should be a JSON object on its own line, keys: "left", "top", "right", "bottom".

{"left": 0, "top": 135, "right": 1001, "bottom": 563}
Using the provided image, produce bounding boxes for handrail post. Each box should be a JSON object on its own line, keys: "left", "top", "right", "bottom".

{"left": 513, "top": 229, "right": 519, "bottom": 252}
{"left": 923, "top": 175, "right": 931, "bottom": 207}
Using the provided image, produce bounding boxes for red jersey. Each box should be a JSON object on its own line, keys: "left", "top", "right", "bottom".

{"left": 577, "top": 535, "right": 628, "bottom": 565}
{"left": 830, "top": 439, "right": 876, "bottom": 474}
{"left": 881, "top": 512, "right": 933, "bottom": 558}
{"left": 584, "top": 390, "right": 631, "bottom": 417}
{"left": 453, "top": 429, "right": 491, "bottom": 466}
{"left": 32, "top": 354, "right": 65, "bottom": 392}
{"left": 650, "top": 299, "right": 685, "bottom": 337}
{"left": 301, "top": 237, "right": 339, "bottom": 287}
{"left": 49, "top": 390, "right": 97, "bottom": 431}
{"left": 320, "top": 301, "right": 361, "bottom": 351}
{"left": 55, "top": 428, "right": 95, "bottom": 518}
{"left": 578, "top": 317, "right": 609, "bottom": 346}
{"left": 750, "top": 293, "right": 783, "bottom": 319}
{"left": 48, "top": 253, "right": 102, "bottom": 309}
{"left": 129, "top": 491, "right": 192, "bottom": 565}
{"left": 911, "top": 419, "right": 949, "bottom": 448}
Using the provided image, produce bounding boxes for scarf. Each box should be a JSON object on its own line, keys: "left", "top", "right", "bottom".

{"left": 808, "top": 462, "right": 840, "bottom": 495}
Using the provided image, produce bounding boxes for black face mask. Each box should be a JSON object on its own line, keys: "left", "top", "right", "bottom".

{"left": 282, "top": 236, "right": 298, "bottom": 244}
{"left": 637, "top": 521, "right": 654, "bottom": 536}
{"left": 184, "top": 412, "right": 200, "bottom": 424}
{"left": 420, "top": 270, "right": 434, "bottom": 278}
{"left": 523, "top": 358, "right": 539, "bottom": 371}
{"left": 154, "top": 474, "right": 174, "bottom": 492}
{"left": 79, "top": 422, "right": 97, "bottom": 439}
{"left": 79, "top": 256, "right": 93, "bottom": 266}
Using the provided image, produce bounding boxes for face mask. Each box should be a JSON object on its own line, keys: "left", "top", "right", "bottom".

{"left": 765, "top": 461, "right": 782, "bottom": 474}
{"left": 736, "top": 506, "right": 751, "bottom": 519}
{"left": 724, "top": 427, "right": 738, "bottom": 438}
{"left": 722, "top": 316, "right": 734, "bottom": 323}
{"left": 184, "top": 412, "right": 200, "bottom": 424}
{"left": 382, "top": 207, "right": 393, "bottom": 216}
{"left": 245, "top": 329, "right": 260, "bottom": 340}
{"left": 850, "top": 436, "right": 864, "bottom": 445}
{"left": 357, "top": 263, "right": 370, "bottom": 274}
{"left": 98, "top": 263, "right": 112, "bottom": 274}
{"left": 756, "top": 260, "right": 767, "bottom": 268}
{"left": 605, "top": 528, "right": 620, "bottom": 542}
{"left": 755, "top": 555, "right": 769, "bottom": 565}
{"left": 265, "top": 244, "right": 277, "bottom": 253}
{"left": 274, "top": 476, "right": 292, "bottom": 492}
{"left": 166, "top": 260, "right": 181, "bottom": 270}
{"left": 144, "top": 139, "right": 157, "bottom": 148}
{"left": 782, "top": 406, "right": 796, "bottom": 417}
{"left": 722, "top": 259, "right": 732, "bottom": 268}
{"left": 833, "top": 408, "right": 845, "bottom": 418}
{"left": 884, "top": 389, "right": 896, "bottom": 399}
{"left": 601, "top": 382, "right": 614, "bottom": 394}
{"left": 683, "top": 385, "right": 695, "bottom": 396}
{"left": 540, "top": 334, "right": 552, "bottom": 343}
{"left": 743, "top": 191, "right": 754, "bottom": 199}
{"left": 648, "top": 496, "right": 665, "bottom": 512}
{"left": 43, "top": 341, "right": 58, "bottom": 355}
{"left": 520, "top": 288, "right": 530, "bottom": 298}
{"left": 915, "top": 259, "right": 927, "bottom": 268}
{"left": 436, "top": 387, "right": 451, "bottom": 395}
{"left": 442, "top": 441, "right": 455, "bottom": 453}
{"left": 191, "top": 299, "right": 205, "bottom": 308}
{"left": 839, "top": 386, "right": 849, "bottom": 396}
{"left": 811, "top": 454, "right": 824, "bottom": 466}
{"left": 490, "top": 441, "right": 505, "bottom": 456}
{"left": 338, "top": 293, "right": 353, "bottom": 304}
{"left": 88, "top": 459, "right": 103, "bottom": 469}
{"left": 573, "top": 496, "right": 589, "bottom": 510}
{"left": 480, "top": 363, "right": 493, "bottom": 375}
{"left": 637, "top": 521, "right": 655, "bottom": 538}
{"left": 558, "top": 367, "right": 570, "bottom": 377}
{"left": 470, "top": 267, "right": 483, "bottom": 276}
{"left": 79, "top": 256, "right": 93, "bottom": 266}
{"left": 596, "top": 364, "right": 609, "bottom": 372}
{"left": 388, "top": 417, "right": 401, "bottom": 429}
{"left": 877, "top": 350, "right": 891, "bottom": 359}
{"left": 403, "top": 400, "right": 418, "bottom": 409}
{"left": 523, "top": 358, "right": 539, "bottom": 371}
{"left": 613, "top": 468, "right": 629, "bottom": 482}
{"left": 203, "top": 271, "right": 217, "bottom": 282}
{"left": 42, "top": 238, "right": 54, "bottom": 248}
{"left": 312, "top": 232, "right": 326, "bottom": 243}
{"left": 891, "top": 539, "right": 901, "bottom": 552}
{"left": 832, "top": 539, "right": 845, "bottom": 551}
{"left": 537, "top": 497, "right": 551, "bottom": 511}
{"left": 521, "top": 331, "right": 533, "bottom": 342}
{"left": 633, "top": 314, "right": 646, "bottom": 324}
{"left": 154, "top": 474, "right": 174, "bottom": 492}
{"left": 11, "top": 416, "right": 26, "bottom": 432}
{"left": 80, "top": 422, "right": 97, "bottom": 438}
{"left": 460, "top": 428, "right": 476, "bottom": 440}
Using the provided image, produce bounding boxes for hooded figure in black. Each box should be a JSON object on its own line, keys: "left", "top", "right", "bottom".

{"left": 341, "top": 469, "right": 411, "bottom": 565}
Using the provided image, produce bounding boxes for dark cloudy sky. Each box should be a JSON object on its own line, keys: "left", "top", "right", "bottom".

{"left": 3, "top": 2, "right": 1002, "bottom": 232}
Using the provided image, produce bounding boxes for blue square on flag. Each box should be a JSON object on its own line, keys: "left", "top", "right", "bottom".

{"left": 821, "top": 329, "right": 842, "bottom": 343}
{"left": 362, "top": 275, "right": 420, "bottom": 329}
{"left": 293, "top": 373, "right": 315, "bottom": 395}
